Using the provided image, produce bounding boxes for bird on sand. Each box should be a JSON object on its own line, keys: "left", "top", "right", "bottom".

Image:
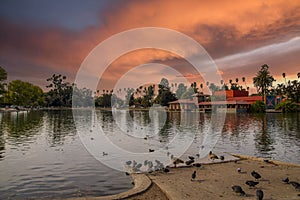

{"left": 163, "top": 168, "right": 170, "bottom": 173}
{"left": 191, "top": 170, "right": 196, "bottom": 181}
{"left": 209, "top": 151, "right": 218, "bottom": 160}
{"left": 237, "top": 168, "right": 242, "bottom": 173}
{"left": 290, "top": 181, "right": 300, "bottom": 191}
{"left": 246, "top": 180, "right": 259, "bottom": 188}
{"left": 220, "top": 155, "right": 225, "bottom": 161}
{"left": 251, "top": 170, "right": 261, "bottom": 180}
{"left": 170, "top": 155, "right": 184, "bottom": 167}
{"left": 193, "top": 163, "right": 201, "bottom": 168}
{"left": 185, "top": 159, "right": 194, "bottom": 166}
{"left": 232, "top": 185, "right": 246, "bottom": 196}
{"left": 256, "top": 189, "right": 264, "bottom": 200}
{"left": 188, "top": 156, "right": 195, "bottom": 160}
{"left": 282, "top": 177, "right": 289, "bottom": 184}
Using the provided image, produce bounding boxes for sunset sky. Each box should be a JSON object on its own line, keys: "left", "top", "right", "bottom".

{"left": 0, "top": 0, "right": 299, "bottom": 93}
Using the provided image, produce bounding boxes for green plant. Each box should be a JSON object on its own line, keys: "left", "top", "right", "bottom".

{"left": 275, "top": 101, "right": 297, "bottom": 113}
{"left": 250, "top": 100, "right": 265, "bottom": 113}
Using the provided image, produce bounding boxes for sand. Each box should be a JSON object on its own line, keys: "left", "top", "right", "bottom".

{"left": 127, "top": 158, "right": 300, "bottom": 200}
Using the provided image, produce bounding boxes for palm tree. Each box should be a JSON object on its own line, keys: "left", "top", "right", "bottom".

{"left": 235, "top": 78, "right": 239, "bottom": 84}
{"left": 200, "top": 83, "right": 203, "bottom": 93}
{"left": 229, "top": 79, "right": 232, "bottom": 84}
{"left": 242, "top": 77, "right": 247, "bottom": 89}
{"left": 297, "top": 72, "right": 300, "bottom": 79}
{"left": 282, "top": 72, "right": 286, "bottom": 85}
{"left": 253, "top": 64, "right": 275, "bottom": 103}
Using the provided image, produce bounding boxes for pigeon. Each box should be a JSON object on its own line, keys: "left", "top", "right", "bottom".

{"left": 196, "top": 153, "right": 200, "bottom": 158}
{"left": 256, "top": 189, "right": 264, "bottom": 200}
{"left": 126, "top": 161, "right": 132, "bottom": 165}
{"left": 144, "top": 160, "right": 148, "bottom": 166}
{"left": 125, "top": 172, "right": 130, "bottom": 176}
{"left": 246, "top": 180, "right": 259, "bottom": 188}
{"left": 237, "top": 168, "right": 242, "bottom": 173}
{"left": 102, "top": 152, "right": 108, "bottom": 156}
{"left": 163, "top": 168, "right": 170, "bottom": 173}
{"left": 170, "top": 155, "right": 184, "bottom": 167}
{"left": 209, "top": 151, "right": 218, "bottom": 160}
{"left": 220, "top": 155, "right": 225, "bottom": 161}
{"left": 149, "top": 149, "right": 155, "bottom": 152}
{"left": 185, "top": 159, "right": 194, "bottom": 166}
{"left": 282, "top": 177, "right": 289, "bottom": 184}
{"left": 191, "top": 170, "right": 196, "bottom": 181}
{"left": 232, "top": 185, "right": 246, "bottom": 196}
{"left": 188, "top": 156, "right": 195, "bottom": 160}
{"left": 290, "top": 181, "right": 300, "bottom": 191}
{"left": 193, "top": 163, "right": 201, "bottom": 168}
{"left": 251, "top": 171, "right": 261, "bottom": 180}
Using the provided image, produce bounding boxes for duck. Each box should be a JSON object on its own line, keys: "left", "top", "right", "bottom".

{"left": 191, "top": 170, "right": 196, "bottom": 181}
{"left": 232, "top": 185, "right": 246, "bottom": 196}
{"left": 170, "top": 155, "right": 184, "bottom": 167}
{"left": 251, "top": 171, "right": 261, "bottom": 180}
{"left": 256, "top": 189, "right": 264, "bottom": 200}
{"left": 246, "top": 180, "right": 259, "bottom": 188}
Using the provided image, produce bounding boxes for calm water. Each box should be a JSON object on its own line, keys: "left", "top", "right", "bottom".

{"left": 0, "top": 110, "right": 299, "bottom": 199}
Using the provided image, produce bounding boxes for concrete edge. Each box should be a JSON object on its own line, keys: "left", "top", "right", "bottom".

{"left": 59, "top": 174, "right": 152, "bottom": 200}
{"left": 228, "top": 153, "right": 300, "bottom": 167}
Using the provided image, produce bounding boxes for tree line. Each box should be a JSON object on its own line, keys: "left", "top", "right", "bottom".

{"left": 0, "top": 64, "right": 299, "bottom": 111}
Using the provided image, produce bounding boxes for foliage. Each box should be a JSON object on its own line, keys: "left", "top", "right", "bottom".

{"left": 0, "top": 66, "right": 7, "bottom": 99}
{"left": 46, "top": 74, "right": 73, "bottom": 107}
{"left": 175, "top": 83, "right": 187, "bottom": 99}
{"left": 275, "top": 101, "right": 298, "bottom": 113}
{"left": 7, "top": 80, "right": 45, "bottom": 106}
{"left": 253, "top": 64, "right": 275, "bottom": 103}
{"left": 250, "top": 100, "right": 266, "bottom": 113}
{"left": 181, "top": 87, "right": 194, "bottom": 99}
{"left": 72, "top": 87, "right": 93, "bottom": 107}
{"left": 155, "top": 78, "right": 177, "bottom": 106}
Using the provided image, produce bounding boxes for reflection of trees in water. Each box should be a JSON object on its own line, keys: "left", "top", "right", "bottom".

{"left": 1, "top": 111, "right": 44, "bottom": 140}
{"left": 253, "top": 114, "right": 275, "bottom": 153}
{"left": 0, "top": 111, "right": 44, "bottom": 159}
{"left": 278, "top": 113, "right": 300, "bottom": 139}
{"left": 45, "top": 110, "right": 76, "bottom": 146}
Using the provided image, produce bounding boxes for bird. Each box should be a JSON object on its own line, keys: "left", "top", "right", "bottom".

{"left": 220, "top": 155, "right": 225, "bottom": 161}
{"left": 163, "top": 168, "right": 170, "bottom": 173}
{"left": 125, "top": 172, "right": 130, "bottom": 176}
{"left": 209, "top": 151, "right": 218, "bottom": 160}
{"left": 193, "top": 163, "right": 201, "bottom": 168}
{"left": 246, "top": 180, "right": 259, "bottom": 188}
{"left": 191, "top": 170, "right": 196, "bottom": 181}
{"left": 185, "top": 159, "right": 194, "bottom": 166}
{"left": 234, "top": 160, "right": 238, "bottom": 164}
{"left": 237, "top": 168, "right": 242, "bottom": 173}
{"left": 251, "top": 171, "right": 261, "bottom": 180}
{"left": 256, "top": 189, "right": 264, "bottom": 200}
{"left": 149, "top": 149, "right": 155, "bottom": 152}
{"left": 282, "top": 177, "right": 289, "bottom": 184}
{"left": 188, "top": 156, "right": 195, "bottom": 160}
{"left": 170, "top": 155, "right": 184, "bottom": 167}
{"left": 144, "top": 160, "right": 148, "bottom": 166}
{"left": 290, "top": 181, "right": 300, "bottom": 191}
{"left": 102, "top": 152, "right": 108, "bottom": 156}
{"left": 126, "top": 160, "right": 132, "bottom": 165}
{"left": 232, "top": 185, "right": 246, "bottom": 196}
{"left": 196, "top": 153, "right": 200, "bottom": 158}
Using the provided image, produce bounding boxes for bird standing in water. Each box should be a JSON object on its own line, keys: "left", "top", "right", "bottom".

{"left": 256, "top": 189, "right": 264, "bottom": 200}
{"left": 191, "top": 170, "right": 196, "bottom": 181}
{"left": 209, "top": 151, "right": 218, "bottom": 160}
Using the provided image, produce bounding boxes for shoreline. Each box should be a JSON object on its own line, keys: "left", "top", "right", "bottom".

{"left": 53, "top": 154, "right": 300, "bottom": 200}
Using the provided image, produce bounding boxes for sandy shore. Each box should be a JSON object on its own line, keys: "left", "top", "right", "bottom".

{"left": 127, "top": 157, "right": 300, "bottom": 200}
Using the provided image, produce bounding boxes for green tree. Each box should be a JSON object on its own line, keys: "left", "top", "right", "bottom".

{"left": 46, "top": 74, "right": 73, "bottom": 107}
{"left": 175, "top": 83, "right": 187, "bottom": 99}
{"left": 0, "top": 66, "right": 7, "bottom": 101}
{"left": 155, "top": 78, "right": 177, "bottom": 106}
{"left": 275, "top": 101, "right": 297, "bottom": 113}
{"left": 250, "top": 100, "right": 266, "bottom": 113}
{"left": 7, "top": 80, "right": 44, "bottom": 106}
{"left": 253, "top": 64, "right": 275, "bottom": 103}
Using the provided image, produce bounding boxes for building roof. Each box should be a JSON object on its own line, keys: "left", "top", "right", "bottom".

{"left": 226, "top": 96, "right": 262, "bottom": 102}
{"left": 168, "top": 99, "right": 197, "bottom": 104}
{"left": 198, "top": 101, "right": 251, "bottom": 105}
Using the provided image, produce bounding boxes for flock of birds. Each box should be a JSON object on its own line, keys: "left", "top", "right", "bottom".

{"left": 123, "top": 150, "right": 300, "bottom": 199}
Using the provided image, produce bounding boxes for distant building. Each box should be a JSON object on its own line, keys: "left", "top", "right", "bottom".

{"left": 168, "top": 90, "right": 263, "bottom": 112}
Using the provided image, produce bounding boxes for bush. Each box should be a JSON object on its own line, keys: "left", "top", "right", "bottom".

{"left": 250, "top": 100, "right": 265, "bottom": 113}
{"left": 275, "top": 101, "right": 297, "bottom": 113}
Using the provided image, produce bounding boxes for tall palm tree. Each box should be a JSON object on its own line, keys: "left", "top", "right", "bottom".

{"left": 297, "top": 72, "right": 300, "bottom": 79}
{"left": 282, "top": 72, "right": 286, "bottom": 85}
{"left": 200, "top": 83, "right": 203, "bottom": 93}
{"left": 229, "top": 79, "right": 232, "bottom": 84}
{"left": 253, "top": 64, "right": 275, "bottom": 103}
{"left": 235, "top": 78, "right": 239, "bottom": 84}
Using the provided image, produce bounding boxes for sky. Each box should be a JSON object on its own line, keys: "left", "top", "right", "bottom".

{"left": 0, "top": 0, "right": 299, "bottom": 93}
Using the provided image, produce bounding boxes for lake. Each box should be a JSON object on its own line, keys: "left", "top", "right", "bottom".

{"left": 0, "top": 110, "right": 299, "bottom": 199}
